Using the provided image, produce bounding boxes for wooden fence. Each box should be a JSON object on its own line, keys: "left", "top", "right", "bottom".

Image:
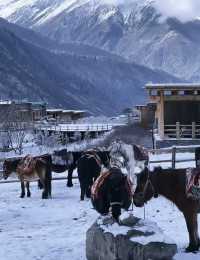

{"left": 149, "top": 145, "right": 198, "bottom": 169}
{"left": 0, "top": 145, "right": 199, "bottom": 184}
{"left": 164, "top": 123, "right": 200, "bottom": 139}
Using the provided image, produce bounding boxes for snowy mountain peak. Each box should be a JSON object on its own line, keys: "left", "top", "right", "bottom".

{"left": 0, "top": 0, "right": 154, "bottom": 27}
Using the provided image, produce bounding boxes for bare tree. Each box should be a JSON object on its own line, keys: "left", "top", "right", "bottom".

{"left": 0, "top": 102, "right": 33, "bottom": 155}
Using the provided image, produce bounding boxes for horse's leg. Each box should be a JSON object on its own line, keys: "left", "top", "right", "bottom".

{"left": 20, "top": 181, "right": 25, "bottom": 198}
{"left": 67, "top": 166, "right": 74, "bottom": 187}
{"left": 111, "top": 204, "right": 121, "bottom": 222}
{"left": 47, "top": 168, "right": 52, "bottom": 198}
{"left": 184, "top": 211, "right": 199, "bottom": 252}
{"left": 38, "top": 169, "right": 48, "bottom": 199}
{"left": 80, "top": 182, "right": 86, "bottom": 201}
{"left": 86, "top": 187, "right": 91, "bottom": 198}
{"left": 42, "top": 171, "right": 49, "bottom": 199}
{"left": 26, "top": 182, "right": 31, "bottom": 197}
{"left": 86, "top": 179, "right": 92, "bottom": 198}
{"left": 38, "top": 180, "right": 43, "bottom": 190}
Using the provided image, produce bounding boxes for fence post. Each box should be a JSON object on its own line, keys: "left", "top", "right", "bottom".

{"left": 192, "top": 122, "right": 196, "bottom": 139}
{"left": 195, "top": 147, "right": 200, "bottom": 168}
{"left": 172, "top": 146, "right": 176, "bottom": 169}
{"left": 176, "top": 122, "right": 180, "bottom": 139}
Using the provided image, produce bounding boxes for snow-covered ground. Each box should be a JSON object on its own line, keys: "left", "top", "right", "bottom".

{"left": 0, "top": 175, "right": 200, "bottom": 260}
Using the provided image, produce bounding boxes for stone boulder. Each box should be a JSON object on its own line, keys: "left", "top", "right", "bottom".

{"left": 86, "top": 213, "right": 177, "bottom": 260}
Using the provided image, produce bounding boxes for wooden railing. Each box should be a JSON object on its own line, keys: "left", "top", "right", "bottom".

{"left": 149, "top": 145, "right": 198, "bottom": 169}
{"left": 164, "top": 122, "right": 200, "bottom": 139}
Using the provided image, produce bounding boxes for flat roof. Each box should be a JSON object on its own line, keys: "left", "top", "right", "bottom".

{"left": 47, "top": 109, "right": 63, "bottom": 113}
{"left": 146, "top": 83, "right": 200, "bottom": 90}
{"left": 62, "top": 110, "right": 85, "bottom": 114}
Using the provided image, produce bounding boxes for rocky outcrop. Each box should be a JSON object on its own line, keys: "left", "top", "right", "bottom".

{"left": 86, "top": 213, "right": 177, "bottom": 260}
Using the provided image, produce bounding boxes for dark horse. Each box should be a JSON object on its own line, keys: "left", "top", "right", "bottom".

{"left": 77, "top": 150, "right": 110, "bottom": 200}
{"left": 91, "top": 167, "right": 133, "bottom": 221}
{"left": 133, "top": 167, "right": 200, "bottom": 252}
{"left": 51, "top": 149, "right": 82, "bottom": 187}
{"left": 3, "top": 154, "right": 52, "bottom": 199}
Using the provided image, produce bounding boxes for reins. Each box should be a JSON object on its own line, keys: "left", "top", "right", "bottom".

{"left": 140, "top": 169, "right": 158, "bottom": 200}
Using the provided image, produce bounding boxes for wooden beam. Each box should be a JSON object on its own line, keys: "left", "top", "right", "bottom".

{"left": 158, "top": 90, "right": 164, "bottom": 139}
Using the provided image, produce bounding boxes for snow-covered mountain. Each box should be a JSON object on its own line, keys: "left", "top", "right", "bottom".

{"left": 0, "top": 0, "right": 200, "bottom": 81}
{"left": 0, "top": 18, "right": 180, "bottom": 115}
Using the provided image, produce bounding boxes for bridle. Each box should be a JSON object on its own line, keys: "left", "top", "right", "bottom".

{"left": 137, "top": 169, "right": 158, "bottom": 200}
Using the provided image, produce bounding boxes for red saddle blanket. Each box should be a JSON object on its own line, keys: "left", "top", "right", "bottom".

{"left": 186, "top": 168, "right": 200, "bottom": 200}
{"left": 91, "top": 171, "right": 111, "bottom": 200}
{"left": 17, "top": 155, "right": 37, "bottom": 176}
{"left": 91, "top": 170, "right": 134, "bottom": 201}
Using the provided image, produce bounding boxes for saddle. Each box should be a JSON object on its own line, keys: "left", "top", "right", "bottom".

{"left": 17, "top": 155, "right": 46, "bottom": 179}
{"left": 91, "top": 169, "right": 133, "bottom": 201}
{"left": 186, "top": 168, "right": 200, "bottom": 200}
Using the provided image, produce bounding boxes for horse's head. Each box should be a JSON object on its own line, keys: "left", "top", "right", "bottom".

{"left": 133, "top": 145, "right": 149, "bottom": 164}
{"left": 108, "top": 168, "right": 132, "bottom": 220}
{"left": 98, "top": 151, "right": 110, "bottom": 168}
{"left": 133, "top": 167, "right": 156, "bottom": 207}
{"left": 3, "top": 159, "right": 15, "bottom": 179}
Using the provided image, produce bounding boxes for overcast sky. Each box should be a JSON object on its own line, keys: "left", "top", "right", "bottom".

{"left": 100, "top": 0, "right": 200, "bottom": 22}
{"left": 153, "top": 0, "right": 200, "bottom": 22}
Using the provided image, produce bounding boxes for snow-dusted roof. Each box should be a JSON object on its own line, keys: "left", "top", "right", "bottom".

{"left": 47, "top": 109, "right": 63, "bottom": 113}
{"left": 62, "top": 110, "right": 85, "bottom": 114}
{"left": 146, "top": 83, "right": 200, "bottom": 90}
{"left": 0, "top": 100, "right": 12, "bottom": 105}
{"left": 47, "top": 109, "right": 85, "bottom": 114}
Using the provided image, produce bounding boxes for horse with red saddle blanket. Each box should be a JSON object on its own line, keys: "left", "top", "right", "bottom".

{"left": 91, "top": 167, "right": 133, "bottom": 221}
{"left": 3, "top": 154, "right": 52, "bottom": 199}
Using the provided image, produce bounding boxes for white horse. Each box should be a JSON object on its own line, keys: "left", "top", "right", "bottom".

{"left": 109, "top": 140, "right": 149, "bottom": 190}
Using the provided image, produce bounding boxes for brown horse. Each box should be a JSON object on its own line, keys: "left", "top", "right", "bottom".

{"left": 133, "top": 167, "right": 200, "bottom": 252}
{"left": 3, "top": 154, "right": 52, "bottom": 199}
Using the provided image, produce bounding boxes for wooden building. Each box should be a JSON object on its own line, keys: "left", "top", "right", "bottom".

{"left": 135, "top": 103, "right": 156, "bottom": 128}
{"left": 146, "top": 83, "right": 200, "bottom": 148}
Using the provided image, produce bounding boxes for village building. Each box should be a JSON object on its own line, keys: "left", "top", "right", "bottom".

{"left": 146, "top": 83, "right": 200, "bottom": 148}
{"left": 0, "top": 100, "right": 46, "bottom": 123}
{"left": 135, "top": 103, "right": 156, "bottom": 128}
{"left": 46, "top": 109, "right": 86, "bottom": 123}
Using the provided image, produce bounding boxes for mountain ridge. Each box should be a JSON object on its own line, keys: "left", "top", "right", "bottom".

{"left": 0, "top": 17, "right": 182, "bottom": 115}
{"left": 1, "top": 0, "right": 199, "bottom": 81}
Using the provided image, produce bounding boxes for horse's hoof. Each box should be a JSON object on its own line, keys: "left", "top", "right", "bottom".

{"left": 20, "top": 194, "right": 25, "bottom": 198}
{"left": 67, "top": 183, "right": 73, "bottom": 187}
{"left": 185, "top": 245, "right": 199, "bottom": 253}
{"left": 42, "top": 193, "right": 48, "bottom": 199}
{"left": 27, "top": 193, "right": 31, "bottom": 198}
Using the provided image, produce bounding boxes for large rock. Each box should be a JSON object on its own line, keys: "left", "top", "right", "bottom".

{"left": 86, "top": 213, "right": 177, "bottom": 260}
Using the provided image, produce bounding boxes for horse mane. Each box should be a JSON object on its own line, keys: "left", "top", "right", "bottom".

{"left": 133, "top": 144, "right": 149, "bottom": 162}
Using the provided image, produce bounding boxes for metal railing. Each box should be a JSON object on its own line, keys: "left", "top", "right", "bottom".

{"left": 36, "top": 124, "right": 114, "bottom": 132}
